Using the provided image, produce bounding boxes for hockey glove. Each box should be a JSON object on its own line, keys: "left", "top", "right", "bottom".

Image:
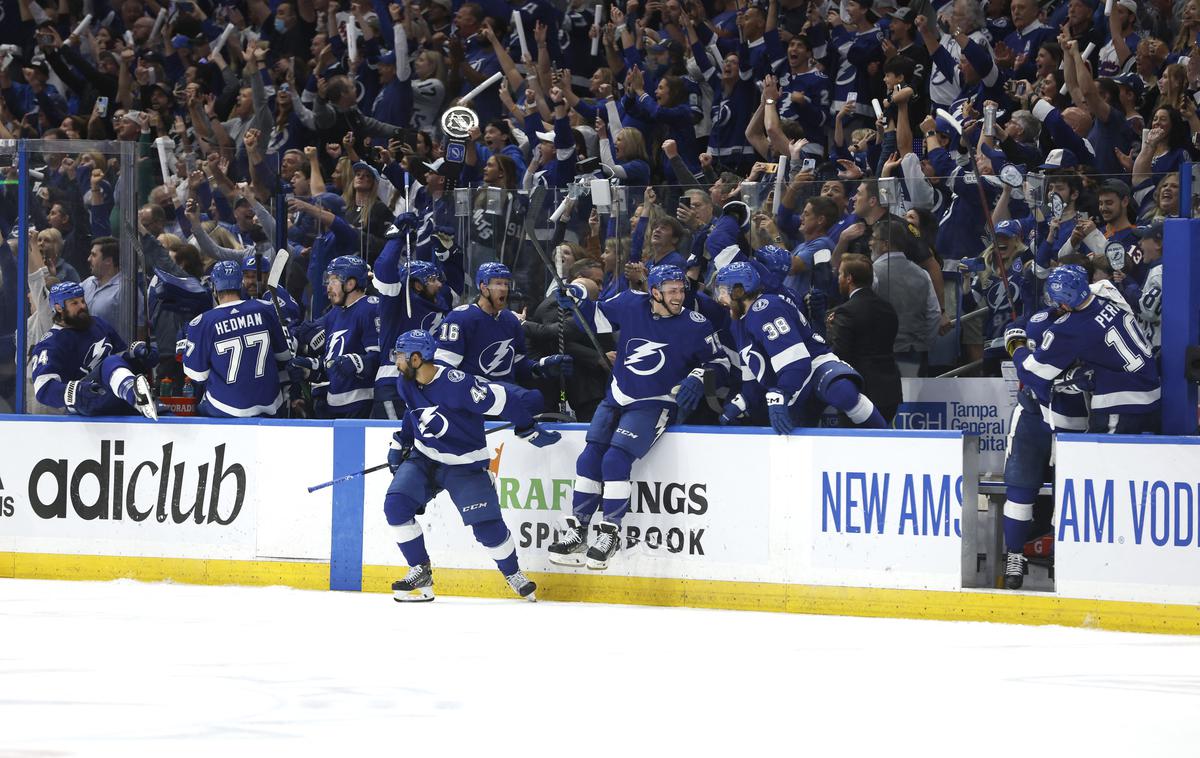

{"left": 532, "top": 354, "right": 574, "bottom": 378}
{"left": 1058, "top": 366, "right": 1095, "bottom": 394}
{"left": 765, "top": 390, "right": 793, "bottom": 435}
{"left": 125, "top": 340, "right": 154, "bottom": 363}
{"left": 719, "top": 393, "right": 748, "bottom": 426}
{"left": 675, "top": 369, "right": 706, "bottom": 415}
{"left": 516, "top": 423, "right": 561, "bottom": 448}
{"left": 1003, "top": 326, "right": 1028, "bottom": 357}
{"left": 64, "top": 379, "right": 107, "bottom": 416}
{"left": 330, "top": 353, "right": 365, "bottom": 381}
{"left": 555, "top": 283, "right": 586, "bottom": 312}
{"left": 388, "top": 430, "right": 413, "bottom": 473}
{"left": 393, "top": 211, "right": 419, "bottom": 233}
{"left": 289, "top": 355, "right": 322, "bottom": 378}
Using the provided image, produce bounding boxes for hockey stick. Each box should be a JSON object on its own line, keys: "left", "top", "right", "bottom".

{"left": 522, "top": 187, "right": 613, "bottom": 370}
{"left": 305, "top": 412, "right": 575, "bottom": 492}
{"left": 267, "top": 248, "right": 292, "bottom": 418}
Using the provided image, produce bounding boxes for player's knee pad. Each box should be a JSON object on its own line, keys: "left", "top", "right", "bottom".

{"left": 1003, "top": 499, "right": 1035, "bottom": 522}
{"left": 383, "top": 491, "right": 423, "bottom": 526}
{"left": 600, "top": 446, "right": 636, "bottom": 485}
{"left": 822, "top": 376, "right": 863, "bottom": 412}
{"left": 576, "top": 441, "right": 607, "bottom": 483}
{"left": 471, "top": 519, "right": 510, "bottom": 548}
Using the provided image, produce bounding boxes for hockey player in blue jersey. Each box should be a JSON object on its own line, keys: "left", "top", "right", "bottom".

{"left": 291, "top": 256, "right": 381, "bottom": 418}
{"left": 372, "top": 255, "right": 448, "bottom": 420}
{"left": 434, "top": 261, "right": 572, "bottom": 386}
{"left": 547, "top": 264, "right": 730, "bottom": 570}
{"left": 182, "top": 261, "right": 295, "bottom": 418}
{"left": 385, "top": 329, "right": 561, "bottom": 602}
{"left": 1007, "top": 264, "right": 1160, "bottom": 435}
{"left": 31, "top": 282, "right": 158, "bottom": 419}
{"left": 999, "top": 302, "right": 1090, "bottom": 589}
{"left": 712, "top": 262, "right": 887, "bottom": 432}
{"left": 241, "top": 252, "right": 301, "bottom": 328}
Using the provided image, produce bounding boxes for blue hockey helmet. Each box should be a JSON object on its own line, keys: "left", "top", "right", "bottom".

{"left": 475, "top": 261, "right": 512, "bottom": 288}
{"left": 241, "top": 251, "right": 269, "bottom": 273}
{"left": 1045, "top": 264, "right": 1090, "bottom": 310}
{"left": 647, "top": 264, "right": 686, "bottom": 292}
{"left": 715, "top": 261, "right": 761, "bottom": 295}
{"left": 403, "top": 260, "right": 441, "bottom": 285}
{"left": 48, "top": 281, "right": 86, "bottom": 312}
{"left": 209, "top": 260, "right": 243, "bottom": 293}
{"left": 326, "top": 255, "right": 369, "bottom": 289}
{"left": 754, "top": 244, "right": 791, "bottom": 290}
{"left": 392, "top": 329, "right": 438, "bottom": 361}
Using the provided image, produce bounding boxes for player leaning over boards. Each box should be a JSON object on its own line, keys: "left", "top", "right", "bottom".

{"left": 712, "top": 262, "right": 887, "bottom": 431}
{"left": 31, "top": 282, "right": 158, "bottom": 419}
{"left": 999, "top": 264, "right": 1160, "bottom": 588}
{"left": 547, "top": 264, "right": 730, "bottom": 570}
{"left": 386, "top": 329, "right": 562, "bottom": 602}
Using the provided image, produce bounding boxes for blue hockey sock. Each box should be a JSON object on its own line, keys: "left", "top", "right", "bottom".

{"left": 111, "top": 370, "right": 137, "bottom": 406}
{"left": 472, "top": 520, "right": 519, "bottom": 576}
{"left": 572, "top": 442, "right": 607, "bottom": 523}
{"left": 393, "top": 521, "right": 430, "bottom": 566}
{"left": 600, "top": 446, "right": 637, "bottom": 524}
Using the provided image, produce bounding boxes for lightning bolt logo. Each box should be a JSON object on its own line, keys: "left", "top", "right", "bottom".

{"left": 81, "top": 338, "right": 111, "bottom": 374}
{"left": 624, "top": 339, "right": 667, "bottom": 376}
{"left": 417, "top": 406, "right": 450, "bottom": 439}
{"left": 480, "top": 339, "right": 514, "bottom": 376}
{"left": 324, "top": 329, "right": 349, "bottom": 362}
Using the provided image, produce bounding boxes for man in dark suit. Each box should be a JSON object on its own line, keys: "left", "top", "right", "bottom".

{"left": 826, "top": 254, "right": 903, "bottom": 424}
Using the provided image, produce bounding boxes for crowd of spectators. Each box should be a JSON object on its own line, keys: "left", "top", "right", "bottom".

{"left": 0, "top": 0, "right": 1187, "bottom": 420}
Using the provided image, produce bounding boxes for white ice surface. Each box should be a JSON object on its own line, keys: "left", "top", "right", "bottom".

{"left": 3, "top": 578, "right": 1200, "bottom": 757}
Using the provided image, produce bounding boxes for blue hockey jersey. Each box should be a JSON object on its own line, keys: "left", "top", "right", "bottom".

{"left": 322, "top": 294, "right": 382, "bottom": 415}
{"left": 31, "top": 316, "right": 127, "bottom": 408}
{"left": 374, "top": 241, "right": 447, "bottom": 398}
{"left": 728, "top": 293, "right": 838, "bottom": 409}
{"left": 434, "top": 303, "right": 531, "bottom": 383}
{"left": 397, "top": 366, "right": 534, "bottom": 468}
{"left": 1014, "top": 306, "right": 1089, "bottom": 432}
{"left": 183, "top": 298, "right": 294, "bottom": 417}
{"left": 574, "top": 289, "right": 729, "bottom": 409}
{"left": 1013, "top": 286, "right": 1160, "bottom": 416}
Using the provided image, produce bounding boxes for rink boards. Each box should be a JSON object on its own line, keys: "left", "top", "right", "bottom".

{"left": 1, "top": 415, "right": 1198, "bottom": 635}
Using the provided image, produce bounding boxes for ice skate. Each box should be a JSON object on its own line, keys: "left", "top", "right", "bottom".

{"left": 505, "top": 570, "right": 537, "bottom": 602}
{"left": 133, "top": 375, "right": 158, "bottom": 420}
{"left": 547, "top": 517, "right": 588, "bottom": 566}
{"left": 586, "top": 521, "right": 620, "bottom": 570}
{"left": 1004, "top": 552, "right": 1027, "bottom": 590}
{"left": 392, "top": 562, "right": 435, "bottom": 602}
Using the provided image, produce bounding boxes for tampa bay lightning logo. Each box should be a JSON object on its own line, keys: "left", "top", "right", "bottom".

{"left": 479, "top": 339, "right": 515, "bottom": 376}
{"left": 325, "top": 329, "right": 349, "bottom": 361}
{"left": 689, "top": 310, "right": 705, "bottom": 322}
{"left": 712, "top": 101, "right": 733, "bottom": 129}
{"left": 624, "top": 339, "right": 667, "bottom": 376}
{"left": 421, "top": 311, "right": 440, "bottom": 331}
{"left": 740, "top": 345, "right": 767, "bottom": 382}
{"left": 987, "top": 279, "right": 1021, "bottom": 312}
{"left": 752, "top": 298, "right": 769, "bottom": 312}
{"left": 81, "top": 338, "right": 111, "bottom": 374}
{"left": 417, "top": 406, "right": 450, "bottom": 439}
{"left": 1030, "top": 311, "right": 1048, "bottom": 323}
{"left": 447, "top": 369, "right": 467, "bottom": 382}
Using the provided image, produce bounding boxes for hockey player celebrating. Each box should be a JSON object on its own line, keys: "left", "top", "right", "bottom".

{"left": 182, "top": 261, "right": 295, "bottom": 418}
{"left": 291, "top": 256, "right": 381, "bottom": 418}
{"left": 998, "top": 303, "right": 1090, "bottom": 590}
{"left": 31, "top": 282, "right": 158, "bottom": 419}
{"left": 547, "top": 264, "right": 730, "bottom": 570}
{"left": 385, "top": 329, "right": 561, "bottom": 602}
{"left": 241, "top": 252, "right": 302, "bottom": 328}
{"left": 372, "top": 254, "right": 448, "bottom": 420}
{"left": 712, "top": 262, "right": 887, "bottom": 431}
{"left": 434, "top": 261, "right": 572, "bottom": 386}
{"left": 1005, "top": 264, "right": 1160, "bottom": 435}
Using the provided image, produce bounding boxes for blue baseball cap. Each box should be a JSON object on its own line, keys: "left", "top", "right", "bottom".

{"left": 994, "top": 219, "right": 1023, "bottom": 238}
{"left": 1039, "top": 148, "right": 1079, "bottom": 170}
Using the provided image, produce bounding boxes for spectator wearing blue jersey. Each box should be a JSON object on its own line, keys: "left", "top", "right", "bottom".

{"left": 623, "top": 65, "right": 702, "bottom": 176}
